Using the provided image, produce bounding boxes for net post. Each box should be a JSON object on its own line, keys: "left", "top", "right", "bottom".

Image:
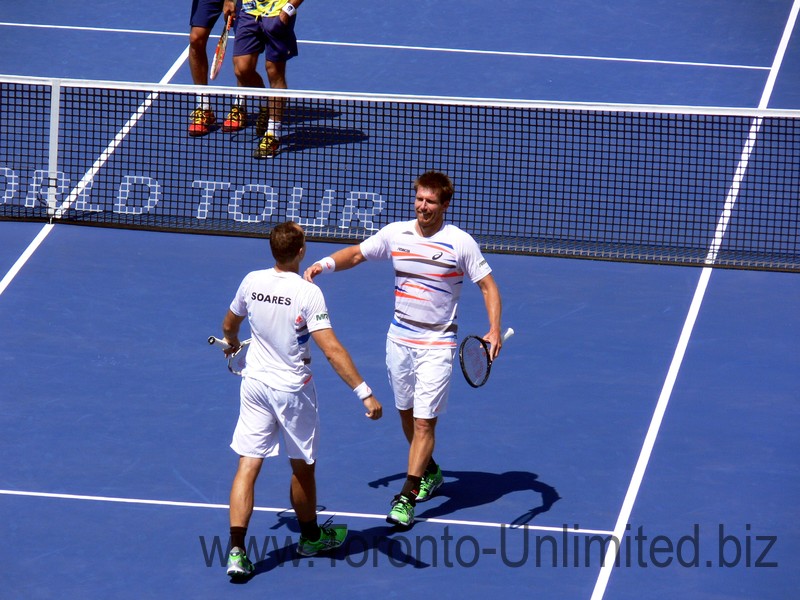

{"left": 46, "top": 78, "right": 62, "bottom": 220}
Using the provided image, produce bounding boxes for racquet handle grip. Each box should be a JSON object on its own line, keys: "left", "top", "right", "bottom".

{"left": 208, "top": 336, "right": 231, "bottom": 349}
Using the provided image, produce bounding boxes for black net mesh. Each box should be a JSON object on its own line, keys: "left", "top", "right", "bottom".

{"left": 1, "top": 77, "right": 798, "bottom": 271}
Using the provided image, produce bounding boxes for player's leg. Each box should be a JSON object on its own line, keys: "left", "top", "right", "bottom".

{"left": 187, "top": 0, "right": 223, "bottom": 135}
{"left": 411, "top": 347, "right": 452, "bottom": 502}
{"left": 407, "top": 416, "right": 437, "bottom": 479}
{"left": 189, "top": 25, "right": 213, "bottom": 85}
{"left": 229, "top": 456, "right": 263, "bottom": 530}
{"left": 251, "top": 59, "right": 285, "bottom": 158}
{"left": 232, "top": 52, "right": 266, "bottom": 88}
{"left": 278, "top": 382, "right": 347, "bottom": 556}
{"left": 226, "top": 456, "right": 262, "bottom": 577}
{"left": 253, "top": 15, "right": 297, "bottom": 158}
{"left": 289, "top": 459, "right": 316, "bottom": 521}
{"left": 399, "top": 407, "right": 415, "bottom": 444}
{"left": 398, "top": 407, "right": 441, "bottom": 500}
{"left": 385, "top": 341, "right": 422, "bottom": 525}
{"left": 220, "top": 52, "right": 261, "bottom": 132}
{"left": 226, "top": 377, "right": 278, "bottom": 577}
{"left": 225, "top": 11, "right": 266, "bottom": 132}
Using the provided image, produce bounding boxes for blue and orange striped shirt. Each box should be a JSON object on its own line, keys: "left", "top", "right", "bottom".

{"left": 359, "top": 220, "right": 492, "bottom": 348}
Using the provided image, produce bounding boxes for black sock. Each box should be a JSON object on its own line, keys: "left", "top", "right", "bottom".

{"left": 425, "top": 458, "right": 439, "bottom": 475}
{"left": 299, "top": 518, "right": 320, "bottom": 541}
{"left": 230, "top": 526, "right": 247, "bottom": 551}
{"left": 400, "top": 475, "right": 422, "bottom": 504}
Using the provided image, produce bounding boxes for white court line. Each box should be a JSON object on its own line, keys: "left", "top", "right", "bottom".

{"left": 302, "top": 39, "right": 769, "bottom": 71}
{"left": 0, "top": 223, "right": 54, "bottom": 296}
{"left": 52, "top": 49, "right": 187, "bottom": 219}
{"left": 589, "top": 2, "right": 799, "bottom": 598}
{"left": 0, "top": 488, "right": 613, "bottom": 536}
{"left": 0, "top": 21, "right": 769, "bottom": 71}
{"left": 0, "top": 48, "right": 188, "bottom": 297}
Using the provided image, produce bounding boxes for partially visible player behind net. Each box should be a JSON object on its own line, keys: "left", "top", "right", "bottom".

{"left": 187, "top": 0, "right": 236, "bottom": 137}
{"left": 225, "top": 0, "right": 304, "bottom": 158}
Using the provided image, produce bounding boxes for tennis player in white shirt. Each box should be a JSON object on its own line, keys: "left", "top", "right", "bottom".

{"left": 304, "top": 171, "right": 503, "bottom": 528}
{"left": 219, "top": 221, "right": 382, "bottom": 577}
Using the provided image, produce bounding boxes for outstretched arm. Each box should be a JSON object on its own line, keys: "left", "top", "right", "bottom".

{"left": 303, "top": 244, "right": 367, "bottom": 282}
{"left": 311, "top": 327, "right": 382, "bottom": 419}
{"left": 477, "top": 274, "right": 503, "bottom": 360}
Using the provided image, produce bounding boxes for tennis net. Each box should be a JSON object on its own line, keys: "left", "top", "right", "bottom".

{"left": 1, "top": 75, "right": 798, "bottom": 271}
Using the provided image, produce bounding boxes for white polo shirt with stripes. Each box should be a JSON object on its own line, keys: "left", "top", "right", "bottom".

{"left": 359, "top": 220, "right": 492, "bottom": 348}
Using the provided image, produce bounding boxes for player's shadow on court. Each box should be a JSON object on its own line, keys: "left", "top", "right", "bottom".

{"left": 272, "top": 105, "right": 370, "bottom": 152}
{"left": 284, "top": 105, "right": 340, "bottom": 125}
{"left": 368, "top": 470, "right": 561, "bottom": 524}
{"left": 338, "top": 524, "right": 432, "bottom": 569}
{"left": 226, "top": 126, "right": 368, "bottom": 153}
{"left": 238, "top": 527, "right": 429, "bottom": 578}
{"left": 238, "top": 510, "right": 429, "bottom": 578}
{"left": 282, "top": 127, "right": 369, "bottom": 152}
{"left": 223, "top": 105, "right": 368, "bottom": 152}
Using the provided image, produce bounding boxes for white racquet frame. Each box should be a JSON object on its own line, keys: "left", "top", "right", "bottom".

{"left": 208, "top": 335, "right": 251, "bottom": 375}
{"left": 210, "top": 15, "right": 233, "bottom": 81}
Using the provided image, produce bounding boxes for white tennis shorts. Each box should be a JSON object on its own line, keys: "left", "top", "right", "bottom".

{"left": 386, "top": 338, "right": 455, "bottom": 419}
{"left": 230, "top": 376, "right": 319, "bottom": 464}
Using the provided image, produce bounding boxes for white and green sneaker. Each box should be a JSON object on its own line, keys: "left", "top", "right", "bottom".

{"left": 297, "top": 524, "right": 348, "bottom": 556}
{"left": 386, "top": 494, "right": 415, "bottom": 527}
{"left": 226, "top": 547, "right": 254, "bottom": 577}
{"left": 416, "top": 466, "right": 444, "bottom": 502}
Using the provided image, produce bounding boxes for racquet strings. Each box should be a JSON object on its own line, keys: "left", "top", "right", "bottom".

{"left": 461, "top": 337, "right": 489, "bottom": 386}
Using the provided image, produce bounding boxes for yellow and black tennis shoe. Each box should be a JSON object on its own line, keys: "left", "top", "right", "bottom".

{"left": 187, "top": 108, "right": 216, "bottom": 137}
{"left": 222, "top": 105, "right": 247, "bottom": 133}
{"left": 255, "top": 106, "right": 270, "bottom": 137}
{"left": 253, "top": 132, "right": 280, "bottom": 159}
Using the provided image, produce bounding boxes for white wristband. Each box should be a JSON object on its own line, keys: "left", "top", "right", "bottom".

{"left": 317, "top": 256, "right": 335, "bottom": 273}
{"left": 353, "top": 381, "right": 372, "bottom": 401}
{"left": 282, "top": 3, "right": 296, "bottom": 17}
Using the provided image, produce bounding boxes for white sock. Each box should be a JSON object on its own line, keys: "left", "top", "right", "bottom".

{"left": 268, "top": 120, "right": 282, "bottom": 138}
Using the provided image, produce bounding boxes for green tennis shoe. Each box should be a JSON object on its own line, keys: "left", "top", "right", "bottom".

{"left": 297, "top": 524, "right": 348, "bottom": 556}
{"left": 386, "top": 494, "right": 415, "bottom": 527}
{"left": 226, "top": 547, "right": 254, "bottom": 578}
{"left": 416, "top": 466, "right": 444, "bottom": 502}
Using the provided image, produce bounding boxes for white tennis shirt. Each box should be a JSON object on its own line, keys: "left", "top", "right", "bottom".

{"left": 229, "top": 268, "right": 332, "bottom": 391}
{"left": 359, "top": 220, "right": 492, "bottom": 348}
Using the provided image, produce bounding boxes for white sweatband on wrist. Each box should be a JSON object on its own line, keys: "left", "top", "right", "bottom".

{"left": 317, "top": 256, "right": 335, "bottom": 273}
{"left": 353, "top": 381, "right": 372, "bottom": 400}
{"left": 282, "top": 3, "right": 296, "bottom": 17}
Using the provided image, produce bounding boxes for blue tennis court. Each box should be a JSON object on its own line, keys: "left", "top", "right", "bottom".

{"left": 1, "top": 2, "right": 799, "bottom": 598}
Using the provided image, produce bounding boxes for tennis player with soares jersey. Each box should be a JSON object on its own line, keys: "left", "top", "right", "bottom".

{"left": 219, "top": 221, "right": 382, "bottom": 578}
{"left": 304, "top": 171, "right": 503, "bottom": 528}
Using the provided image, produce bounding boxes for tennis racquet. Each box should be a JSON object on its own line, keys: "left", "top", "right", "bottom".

{"left": 458, "top": 327, "right": 515, "bottom": 388}
{"left": 208, "top": 335, "right": 250, "bottom": 375}
{"left": 210, "top": 15, "right": 233, "bottom": 81}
